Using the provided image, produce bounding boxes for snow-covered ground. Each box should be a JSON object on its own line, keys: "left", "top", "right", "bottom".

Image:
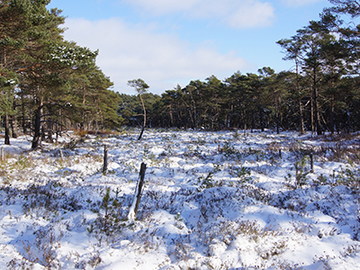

{"left": 1, "top": 129, "right": 360, "bottom": 269}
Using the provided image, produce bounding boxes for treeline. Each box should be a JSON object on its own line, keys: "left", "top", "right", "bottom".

{"left": 119, "top": 69, "right": 360, "bottom": 133}
{"left": 0, "top": 0, "right": 122, "bottom": 148}
{"left": 1, "top": 0, "right": 360, "bottom": 148}
{"left": 120, "top": 0, "right": 360, "bottom": 134}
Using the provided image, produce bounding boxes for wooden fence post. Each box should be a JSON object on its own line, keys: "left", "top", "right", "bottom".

{"left": 310, "top": 153, "right": 314, "bottom": 173}
{"left": 103, "top": 145, "right": 108, "bottom": 174}
{"left": 0, "top": 147, "right": 4, "bottom": 162}
{"left": 134, "top": 162, "right": 147, "bottom": 215}
{"left": 128, "top": 162, "right": 147, "bottom": 220}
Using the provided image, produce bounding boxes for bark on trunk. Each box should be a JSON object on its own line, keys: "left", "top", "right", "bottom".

{"left": 311, "top": 98, "right": 314, "bottom": 134}
{"left": 169, "top": 104, "right": 174, "bottom": 127}
{"left": 10, "top": 115, "right": 18, "bottom": 138}
{"left": 31, "top": 100, "right": 43, "bottom": 149}
{"left": 330, "top": 95, "right": 335, "bottom": 135}
{"left": 295, "top": 57, "right": 305, "bottom": 134}
{"left": 313, "top": 87, "right": 321, "bottom": 135}
{"left": 4, "top": 114, "right": 10, "bottom": 145}
{"left": 21, "top": 96, "right": 27, "bottom": 134}
{"left": 313, "top": 67, "right": 322, "bottom": 136}
{"left": 11, "top": 99, "right": 18, "bottom": 138}
{"left": 137, "top": 94, "right": 146, "bottom": 140}
{"left": 259, "top": 107, "right": 264, "bottom": 132}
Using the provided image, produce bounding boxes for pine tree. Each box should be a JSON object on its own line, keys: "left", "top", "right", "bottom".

{"left": 128, "top": 79, "right": 149, "bottom": 140}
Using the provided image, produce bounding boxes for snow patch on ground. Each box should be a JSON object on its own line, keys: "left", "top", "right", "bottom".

{"left": 0, "top": 129, "right": 360, "bottom": 269}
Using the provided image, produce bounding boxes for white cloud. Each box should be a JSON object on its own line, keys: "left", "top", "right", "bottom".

{"left": 63, "top": 18, "right": 250, "bottom": 94}
{"left": 122, "top": 0, "right": 276, "bottom": 28}
{"left": 226, "top": 1, "right": 275, "bottom": 28}
{"left": 125, "top": 0, "right": 200, "bottom": 15}
{"left": 280, "top": 0, "right": 323, "bottom": 7}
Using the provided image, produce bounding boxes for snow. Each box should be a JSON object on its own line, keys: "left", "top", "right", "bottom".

{"left": 0, "top": 129, "right": 360, "bottom": 269}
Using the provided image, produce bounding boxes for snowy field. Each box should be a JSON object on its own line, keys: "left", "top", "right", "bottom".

{"left": 0, "top": 129, "right": 360, "bottom": 269}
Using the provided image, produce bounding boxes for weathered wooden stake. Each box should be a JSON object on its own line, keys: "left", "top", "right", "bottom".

{"left": 103, "top": 145, "right": 108, "bottom": 173}
{"left": 134, "top": 162, "right": 147, "bottom": 215}
{"left": 128, "top": 162, "right": 147, "bottom": 220}
{"left": 1, "top": 147, "right": 4, "bottom": 162}
{"left": 310, "top": 153, "right": 314, "bottom": 173}
{"left": 60, "top": 149, "right": 64, "bottom": 160}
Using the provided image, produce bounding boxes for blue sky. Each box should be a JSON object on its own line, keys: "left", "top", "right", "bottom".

{"left": 47, "top": 0, "right": 329, "bottom": 94}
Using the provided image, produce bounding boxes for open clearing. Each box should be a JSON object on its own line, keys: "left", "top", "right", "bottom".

{"left": 1, "top": 129, "right": 360, "bottom": 269}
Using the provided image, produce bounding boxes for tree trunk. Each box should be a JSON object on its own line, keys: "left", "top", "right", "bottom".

{"left": 11, "top": 99, "right": 18, "bottom": 138}
{"left": 313, "top": 86, "right": 321, "bottom": 135}
{"left": 138, "top": 125, "right": 145, "bottom": 141}
{"left": 10, "top": 115, "right": 18, "bottom": 138}
{"left": 295, "top": 57, "right": 305, "bottom": 134}
{"left": 189, "top": 91, "right": 197, "bottom": 129}
{"left": 31, "top": 100, "right": 43, "bottom": 149}
{"left": 299, "top": 99, "right": 305, "bottom": 133}
{"left": 59, "top": 109, "right": 62, "bottom": 137}
{"left": 276, "top": 96, "right": 280, "bottom": 135}
{"left": 260, "top": 107, "right": 264, "bottom": 132}
{"left": 312, "top": 67, "right": 322, "bottom": 136}
{"left": 47, "top": 118, "right": 54, "bottom": 143}
{"left": 21, "top": 95, "right": 27, "bottom": 134}
{"left": 138, "top": 94, "right": 146, "bottom": 140}
{"left": 169, "top": 104, "right": 174, "bottom": 127}
{"left": 330, "top": 94, "right": 335, "bottom": 134}
{"left": 4, "top": 115, "right": 10, "bottom": 145}
{"left": 310, "top": 97, "right": 314, "bottom": 134}
{"left": 251, "top": 112, "right": 254, "bottom": 133}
